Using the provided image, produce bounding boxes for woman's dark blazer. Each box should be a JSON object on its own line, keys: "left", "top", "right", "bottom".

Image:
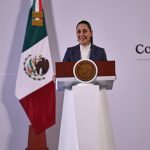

{"left": 63, "top": 44, "right": 107, "bottom": 62}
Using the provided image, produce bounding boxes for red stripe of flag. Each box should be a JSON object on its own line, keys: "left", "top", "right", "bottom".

{"left": 39, "top": 0, "right": 42, "bottom": 12}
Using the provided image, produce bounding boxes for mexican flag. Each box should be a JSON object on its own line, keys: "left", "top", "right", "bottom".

{"left": 15, "top": 0, "right": 55, "bottom": 134}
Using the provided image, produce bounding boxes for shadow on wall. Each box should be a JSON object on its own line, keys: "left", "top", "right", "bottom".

{"left": 43, "top": 0, "right": 63, "bottom": 150}
{"left": 1, "top": 1, "right": 30, "bottom": 150}
{"left": 2, "top": 0, "right": 60, "bottom": 150}
{"left": 44, "top": 0, "right": 60, "bottom": 70}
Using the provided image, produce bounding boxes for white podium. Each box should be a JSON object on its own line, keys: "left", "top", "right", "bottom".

{"left": 56, "top": 61, "right": 116, "bottom": 150}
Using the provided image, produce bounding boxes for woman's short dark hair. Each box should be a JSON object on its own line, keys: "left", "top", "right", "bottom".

{"left": 76, "top": 20, "right": 93, "bottom": 45}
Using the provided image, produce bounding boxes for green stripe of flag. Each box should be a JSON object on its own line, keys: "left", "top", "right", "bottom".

{"left": 22, "top": 7, "right": 47, "bottom": 52}
{"left": 32, "top": 0, "right": 36, "bottom": 11}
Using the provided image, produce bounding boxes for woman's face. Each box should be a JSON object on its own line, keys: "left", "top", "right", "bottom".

{"left": 76, "top": 23, "right": 93, "bottom": 46}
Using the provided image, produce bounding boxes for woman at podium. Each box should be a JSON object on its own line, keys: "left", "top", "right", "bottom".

{"left": 63, "top": 20, "right": 107, "bottom": 62}
{"left": 58, "top": 21, "right": 116, "bottom": 150}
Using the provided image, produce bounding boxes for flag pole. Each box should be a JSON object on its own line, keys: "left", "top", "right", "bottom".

{"left": 25, "top": 125, "right": 49, "bottom": 150}
{"left": 25, "top": 1, "right": 50, "bottom": 149}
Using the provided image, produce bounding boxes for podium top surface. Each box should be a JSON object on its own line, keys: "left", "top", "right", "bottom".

{"left": 55, "top": 61, "right": 116, "bottom": 90}
{"left": 56, "top": 61, "right": 116, "bottom": 78}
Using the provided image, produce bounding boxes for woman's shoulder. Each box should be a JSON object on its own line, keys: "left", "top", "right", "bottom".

{"left": 92, "top": 44, "right": 105, "bottom": 51}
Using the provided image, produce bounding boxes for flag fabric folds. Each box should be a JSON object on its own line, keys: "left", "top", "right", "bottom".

{"left": 15, "top": 0, "right": 55, "bottom": 134}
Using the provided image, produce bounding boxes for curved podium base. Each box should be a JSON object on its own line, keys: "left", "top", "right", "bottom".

{"left": 25, "top": 125, "right": 48, "bottom": 150}
{"left": 58, "top": 84, "right": 116, "bottom": 150}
